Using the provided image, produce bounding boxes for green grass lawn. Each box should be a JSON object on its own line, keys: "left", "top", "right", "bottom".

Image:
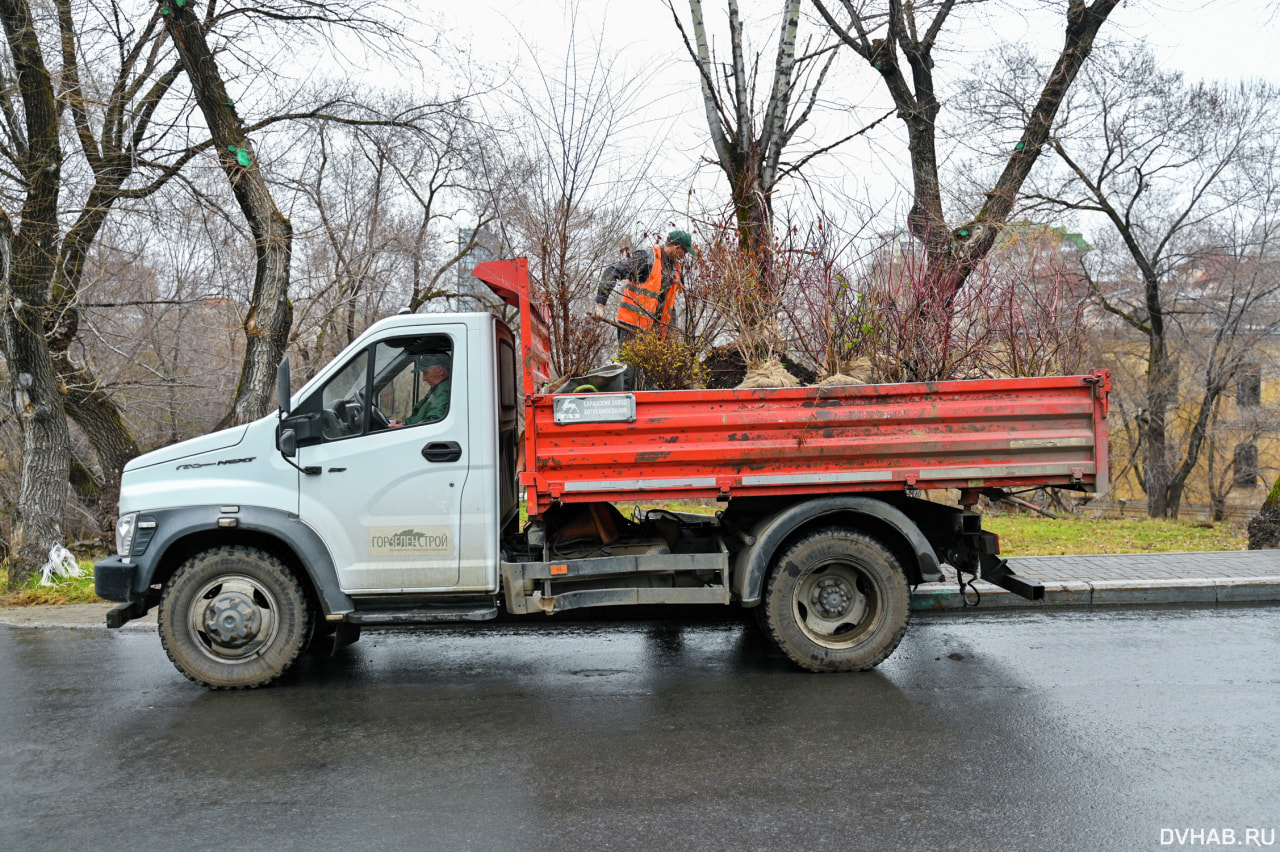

{"left": 981, "top": 515, "right": 1246, "bottom": 556}
{"left": 0, "top": 564, "right": 102, "bottom": 607}
{"left": 642, "top": 501, "right": 1248, "bottom": 555}
{"left": 0, "top": 513, "right": 1250, "bottom": 606}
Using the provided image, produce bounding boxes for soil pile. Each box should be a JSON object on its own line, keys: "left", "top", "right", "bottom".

{"left": 702, "top": 346, "right": 817, "bottom": 389}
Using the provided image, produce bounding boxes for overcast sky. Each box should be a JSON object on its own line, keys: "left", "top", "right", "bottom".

{"left": 421, "top": 0, "right": 1280, "bottom": 239}
{"left": 449, "top": 0, "right": 1280, "bottom": 84}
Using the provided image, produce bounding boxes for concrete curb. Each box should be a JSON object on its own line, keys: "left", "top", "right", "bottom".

{"left": 910, "top": 576, "right": 1280, "bottom": 611}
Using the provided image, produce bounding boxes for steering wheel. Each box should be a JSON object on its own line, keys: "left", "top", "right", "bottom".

{"left": 333, "top": 399, "right": 363, "bottom": 434}
{"left": 368, "top": 404, "right": 391, "bottom": 431}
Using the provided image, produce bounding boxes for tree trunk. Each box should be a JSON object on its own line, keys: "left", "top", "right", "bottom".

{"left": 1210, "top": 494, "right": 1226, "bottom": 524}
{"left": 1, "top": 266, "right": 72, "bottom": 582}
{"left": 1143, "top": 346, "right": 1171, "bottom": 518}
{"left": 0, "top": 0, "right": 71, "bottom": 584}
{"left": 681, "top": 0, "right": 813, "bottom": 295}
{"left": 161, "top": 3, "right": 293, "bottom": 424}
{"left": 729, "top": 156, "right": 773, "bottom": 265}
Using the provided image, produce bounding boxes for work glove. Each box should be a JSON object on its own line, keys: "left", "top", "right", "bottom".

{"left": 591, "top": 303, "right": 606, "bottom": 320}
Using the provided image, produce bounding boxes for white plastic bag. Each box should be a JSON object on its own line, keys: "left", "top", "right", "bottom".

{"left": 39, "top": 544, "right": 82, "bottom": 586}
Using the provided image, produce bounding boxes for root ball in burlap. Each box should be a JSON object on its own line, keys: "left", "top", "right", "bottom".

{"left": 736, "top": 357, "right": 799, "bottom": 389}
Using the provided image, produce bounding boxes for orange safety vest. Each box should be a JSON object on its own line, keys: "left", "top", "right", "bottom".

{"left": 616, "top": 245, "right": 680, "bottom": 333}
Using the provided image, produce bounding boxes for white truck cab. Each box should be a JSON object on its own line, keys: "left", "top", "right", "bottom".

{"left": 96, "top": 311, "right": 521, "bottom": 687}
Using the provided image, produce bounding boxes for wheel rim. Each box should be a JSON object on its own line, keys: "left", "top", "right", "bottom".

{"left": 791, "top": 560, "right": 884, "bottom": 649}
{"left": 185, "top": 574, "right": 281, "bottom": 664}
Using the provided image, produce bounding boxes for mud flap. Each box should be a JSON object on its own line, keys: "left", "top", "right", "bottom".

{"left": 977, "top": 531, "right": 1045, "bottom": 601}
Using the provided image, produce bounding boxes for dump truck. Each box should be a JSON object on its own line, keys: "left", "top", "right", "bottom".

{"left": 95, "top": 258, "right": 1110, "bottom": 688}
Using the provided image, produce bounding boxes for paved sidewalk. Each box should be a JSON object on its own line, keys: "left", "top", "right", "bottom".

{"left": 1, "top": 551, "right": 1278, "bottom": 629}
{"left": 913, "top": 550, "right": 1280, "bottom": 611}
{"left": 1006, "top": 550, "right": 1280, "bottom": 582}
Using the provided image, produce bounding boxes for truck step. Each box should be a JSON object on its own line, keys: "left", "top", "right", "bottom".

{"left": 346, "top": 606, "right": 498, "bottom": 626}
{"left": 530, "top": 584, "right": 730, "bottom": 614}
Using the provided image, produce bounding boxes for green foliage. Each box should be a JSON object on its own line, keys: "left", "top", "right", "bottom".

{"left": 617, "top": 330, "right": 708, "bottom": 391}
{"left": 1263, "top": 477, "right": 1280, "bottom": 513}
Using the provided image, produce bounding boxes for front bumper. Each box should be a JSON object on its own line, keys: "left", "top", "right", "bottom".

{"left": 94, "top": 556, "right": 149, "bottom": 628}
{"left": 94, "top": 555, "right": 138, "bottom": 602}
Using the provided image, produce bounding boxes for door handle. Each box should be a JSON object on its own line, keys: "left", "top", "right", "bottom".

{"left": 422, "top": 441, "right": 462, "bottom": 463}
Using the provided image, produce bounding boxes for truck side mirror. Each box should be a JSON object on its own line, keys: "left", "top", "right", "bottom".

{"left": 278, "top": 428, "right": 297, "bottom": 458}
{"left": 277, "top": 357, "right": 291, "bottom": 416}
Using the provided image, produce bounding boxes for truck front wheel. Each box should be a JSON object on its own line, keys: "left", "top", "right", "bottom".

{"left": 761, "top": 529, "right": 909, "bottom": 672}
{"left": 158, "top": 546, "right": 312, "bottom": 689}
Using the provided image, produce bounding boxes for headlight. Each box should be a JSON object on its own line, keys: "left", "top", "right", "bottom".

{"left": 115, "top": 512, "right": 138, "bottom": 557}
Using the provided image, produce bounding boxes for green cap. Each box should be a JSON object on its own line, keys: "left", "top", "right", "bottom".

{"left": 667, "top": 230, "right": 693, "bottom": 252}
{"left": 416, "top": 353, "right": 450, "bottom": 370}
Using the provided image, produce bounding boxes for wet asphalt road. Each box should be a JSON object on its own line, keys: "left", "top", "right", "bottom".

{"left": 1, "top": 607, "right": 1277, "bottom": 852}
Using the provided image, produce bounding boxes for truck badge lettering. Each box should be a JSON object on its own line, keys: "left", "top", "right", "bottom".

{"left": 553, "top": 394, "right": 636, "bottom": 425}
{"left": 369, "top": 526, "right": 453, "bottom": 557}
{"left": 176, "top": 457, "right": 257, "bottom": 471}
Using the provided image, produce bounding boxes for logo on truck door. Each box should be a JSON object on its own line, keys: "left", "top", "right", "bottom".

{"left": 368, "top": 526, "right": 453, "bottom": 557}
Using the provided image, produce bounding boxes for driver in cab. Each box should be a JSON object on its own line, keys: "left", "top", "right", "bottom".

{"left": 391, "top": 352, "right": 451, "bottom": 427}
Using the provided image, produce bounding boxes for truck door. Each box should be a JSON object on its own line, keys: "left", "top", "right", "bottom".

{"left": 295, "top": 326, "right": 470, "bottom": 592}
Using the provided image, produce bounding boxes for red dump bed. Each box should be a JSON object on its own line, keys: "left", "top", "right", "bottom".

{"left": 472, "top": 259, "right": 1110, "bottom": 518}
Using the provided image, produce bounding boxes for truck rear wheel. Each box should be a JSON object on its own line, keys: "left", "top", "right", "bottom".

{"left": 158, "top": 546, "right": 311, "bottom": 689}
{"left": 761, "top": 529, "right": 909, "bottom": 672}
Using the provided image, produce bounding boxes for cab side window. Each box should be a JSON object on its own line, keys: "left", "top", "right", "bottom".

{"left": 381, "top": 341, "right": 453, "bottom": 428}
{"left": 293, "top": 333, "right": 454, "bottom": 445}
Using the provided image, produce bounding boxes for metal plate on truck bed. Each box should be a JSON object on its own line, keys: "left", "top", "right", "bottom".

{"left": 553, "top": 394, "right": 636, "bottom": 425}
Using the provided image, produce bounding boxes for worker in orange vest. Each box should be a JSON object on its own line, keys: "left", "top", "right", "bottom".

{"left": 594, "top": 230, "right": 691, "bottom": 335}
{"left": 592, "top": 230, "right": 692, "bottom": 390}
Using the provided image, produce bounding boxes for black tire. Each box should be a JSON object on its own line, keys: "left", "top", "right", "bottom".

{"left": 158, "top": 546, "right": 312, "bottom": 689}
{"left": 760, "top": 528, "right": 910, "bottom": 672}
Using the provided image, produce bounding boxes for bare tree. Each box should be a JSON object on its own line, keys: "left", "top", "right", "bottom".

{"left": 76, "top": 208, "right": 243, "bottom": 452}
{"left": 481, "top": 14, "right": 663, "bottom": 379}
{"left": 158, "top": 0, "right": 295, "bottom": 425}
{"left": 284, "top": 103, "right": 493, "bottom": 377}
{"left": 810, "top": 0, "right": 1118, "bottom": 378}
{"left": 1166, "top": 240, "right": 1280, "bottom": 520}
{"left": 0, "top": 0, "right": 72, "bottom": 582}
{"left": 669, "top": 0, "right": 851, "bottom": 267}
{"left": 0, "top": 0, "right": 484, "bottom": 557}
{"left": 1005, "top": 46, "right": 1280, "bottom": 516}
